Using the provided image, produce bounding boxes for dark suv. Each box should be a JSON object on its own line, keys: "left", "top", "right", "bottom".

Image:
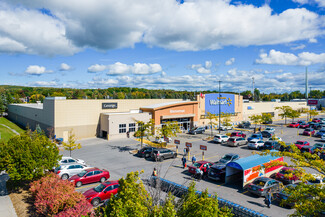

{"left": 238, "top": 121, "right": 251, "bottom": 129}
{"left": 137, "top": 147, "right": 157, "bottom": 158}
{"left": 189, "top": 127, "right": 205, "bottom": 135}
{"left": 151, "top": 148, "right": 177, "bottom": 162}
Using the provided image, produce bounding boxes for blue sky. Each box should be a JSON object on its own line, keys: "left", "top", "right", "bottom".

{"left": 1, "top": 0, "right": 325, "bottom": 93}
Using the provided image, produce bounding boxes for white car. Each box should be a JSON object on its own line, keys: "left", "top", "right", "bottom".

{"left": 268, "top": 136, "right": 282, "bottom": 142}
{"left": 59, "top": 156, "right": 86, "bottom": 166}
{"left": 307, "top": 174, "right": 325, "bottom": 188}
{"left": 155, "top": 137, "right": 172, "bottom": 143}
{"left": 248, "top": 139, "right": 265, "bottom": 150}
{"left": 213, "top": 134, "right": 229, "bottom": 143}
{"left": 218, "top": 125, "right": 232, "bottom": 131}
{"left": 264, "top": 127, "right": 275, "bottom": 133}
{"left": 55, "top": 164, "right": 90, "bottom": 180}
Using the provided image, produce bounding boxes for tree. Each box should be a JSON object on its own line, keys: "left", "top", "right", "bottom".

{"left": 261, "top": 144, "right": 325, "bottom": 216}
{"left": 0, "top": 131, "right": 61, "bottom": 183}
{"left": 61, "top": 130, "right": 81, "bottom": 157}
{"left": 134, "top": 119, "right": 154, "bottom": 148}
{"left": 221, "top": 113, "right": 232, "bottom": 127}
{"left": 206, "top": 112, "right": 218, "bottom": 137}
{"left": 261, "top": 113, "right": 272, "bottom": 125}
{"left": 158, "top": 121, "right": 180, "bottom": 145}
{"left": 254, "top": 88, "right": 260, "bottom": 101}
{"left": 287, "top": 109, "right": 300, "bottom": 122}
{"left": 249, "top": 114, "right": 262, "bottom": 130}
{"left": 308, "top": 109, "right": 319, "bottom": 120}
{"left": 275, "top": 106, "right": 292, "bottom": 124}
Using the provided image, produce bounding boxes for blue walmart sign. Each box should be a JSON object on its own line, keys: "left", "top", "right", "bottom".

{"left": 205, "top": 93, "right": 235, "bottom": 115}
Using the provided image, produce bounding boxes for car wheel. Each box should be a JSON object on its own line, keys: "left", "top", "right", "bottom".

{"left": 91, "top": 198, "right": 100, "bottom": 206}
{"left": 100, "top": 177, "right": 106, "bottom": 183}
{"left": 61, "top": 174, "right": 69, "bottom": 180}
{"left": 76, "top": 181, "right": 82, "bottom": 187}
{"left": 160, "top": 157, "right": 164, "bottom": 162}
{"left": 194, "top": 132, "right": 197, "bottom": 135}
{"left": 173, "top": 154, "right": 177, "bottom": 159}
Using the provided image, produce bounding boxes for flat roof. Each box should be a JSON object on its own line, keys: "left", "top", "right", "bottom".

{"left": 141, "top": 100, "right": 196, "bottom": 110}
{"left": 10, "top": 103, "right": 43, "bottom": 109}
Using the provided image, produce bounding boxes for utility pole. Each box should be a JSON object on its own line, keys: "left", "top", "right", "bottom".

{"left": 309, "top": 87, "right": 312, "bottom": 98}
{"left": 218, "top": 80, "right": 222, "bottom": 134}
{"left": 252, "top": 77, "right": 255, "bottom": 101}
{"left": 305, "top": 67, "right": 308, "bottom": 99}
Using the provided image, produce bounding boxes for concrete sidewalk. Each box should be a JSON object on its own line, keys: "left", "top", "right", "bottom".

{"left": 0, "top": 195, "right": 17, "bottom": 217}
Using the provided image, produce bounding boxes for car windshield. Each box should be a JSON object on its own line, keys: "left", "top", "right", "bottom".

{"left": 305, "top": 129, "right": 311, "bottom": 132}
{"left": 253, "top": 179, "right": 266, "bottom": 186}
{"left": 291, "top": 122, "right": 297, "bottom": 124}
{"left": 94, "top": 184, "right": 106, "bottom": 192}
{"left": 308, "top": 179, "right": 321, "bottom": 184}
{"left": 193, "top": 163, "right": 202, "bottom": 168}
{"left": 220, "top": 155, "right": 232, "bottom": 163}
{"left": 296, "top": 141, "right": 303, "bottom": 145}
{"left": 78, "top": 170, "right": 88, "bottom": 177}
{"left": 280, "top": 169, "right": 293, "bottom": 174}
{"left": 252, "top": 135, "right": 258, "bottom": 138}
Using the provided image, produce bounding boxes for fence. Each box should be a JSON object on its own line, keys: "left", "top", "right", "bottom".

{"left": 149, "top": 177, "right": 268, "bottom": 217}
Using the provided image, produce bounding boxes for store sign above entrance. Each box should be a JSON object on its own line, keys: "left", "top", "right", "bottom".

{"left": 102, "top": 103, "right": 118, "bottom": 109}
{"left": 205, "top": 93, "right": 235, "bottom": 115}
{"left": 170, "top": 109, "right": 185, "bottom": 113}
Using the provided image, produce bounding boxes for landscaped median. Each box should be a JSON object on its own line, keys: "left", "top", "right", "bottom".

{"left": 0, "top": 117, "right": 24, "bottom": 142}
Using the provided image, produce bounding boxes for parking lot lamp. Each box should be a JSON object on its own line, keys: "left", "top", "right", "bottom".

{"left": 218, "top": 80, "right": 222, "bottom": 134}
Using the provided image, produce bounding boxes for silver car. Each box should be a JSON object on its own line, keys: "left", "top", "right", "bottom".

{"left": 227, "top": 137, "right": 247, "bottom": 147}
{"left": 55, "top": 164, "right": 90, "bottom": 180}
{"left": 213, "top": 134, "right": 229, "bottom": 143}
{"left": 59, "top": 156, "right": 86, "bottom": 166}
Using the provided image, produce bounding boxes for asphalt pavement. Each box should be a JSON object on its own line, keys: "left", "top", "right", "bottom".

{"left": 61, "top": 115, "right": 325, "bottom": 217}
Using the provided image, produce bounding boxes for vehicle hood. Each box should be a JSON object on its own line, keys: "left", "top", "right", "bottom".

{"left": 211, "top": 163, "right": 226, "bottom": 169}
{"left": 83, "top": 188, "right": 98, "bottom": 198}
{"left": 69, "top": 174, "right": 80, "bottom": 181}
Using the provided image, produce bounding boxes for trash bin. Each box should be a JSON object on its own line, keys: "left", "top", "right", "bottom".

{"left": 0, "top": 172, "right": 10, "bottom": 196}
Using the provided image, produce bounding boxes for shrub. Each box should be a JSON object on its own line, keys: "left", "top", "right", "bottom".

{"left": 30, "top": 173, "right": 93, "bottom": 216}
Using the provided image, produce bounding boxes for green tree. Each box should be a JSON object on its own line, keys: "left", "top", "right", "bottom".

{"left": 0, "top": 131, "right": 61, "bottom": 183}
{"left": 287, "top": 109, "right": 300, "bottom": 122}
{"left": 254, "top": 88, "right": 260, "bottom": 101}
{"left": 61, "top": 130, "right": 81, "bottom": 157}
{"left": 249, "top": 114, "right": 262, "bottom": 130}
{"left": 261, "top": 113, "right": 272, "bottom": 125}
{"left": 275, "top": 106, "right": 292, "bottom": 124}
{"left": 158, "top": 121, "right": 180, "bottom": 145}
{"left": 134, "top": 119, "right": 154, "bottom": 148}
{"left": 221, "top": 113, "right": 232, "bottom": 127}
{"left": 308, "top": 109, "right": 319, "bottom": 120}
{"left": 206, "top": 112, "right": 218, "bottom": 137}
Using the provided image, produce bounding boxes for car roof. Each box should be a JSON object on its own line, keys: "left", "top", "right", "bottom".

{"left": 195, "top": 160, "right": 211, "bottom": 164}
{"left": 84, "top": 167, "right": 100, "bottom": 172}
{"left": 155, "top": 148, "right": 170, "bottom": 151}
{"left": 255, "top": 177, "right": 273, "bottom": 181}
{"left": 61, "top": 156, "right": 73, "bottom": 160}
{"left": 223, "top": 153, "right": 237, "bottom": 157}
{"left": 102, "top": 180, "right": 119, "bottom": 186}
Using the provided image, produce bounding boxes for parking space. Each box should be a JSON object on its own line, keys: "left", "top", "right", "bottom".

{"left": 63, "top": 115, "right": 325, "bottom": 216}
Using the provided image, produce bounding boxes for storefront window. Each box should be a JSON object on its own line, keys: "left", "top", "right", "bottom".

{"left": 119, "top": 124, "right": 126, "bottom": 133}
{"left": 129, "top": 123, "right": 136, "bottom": 132}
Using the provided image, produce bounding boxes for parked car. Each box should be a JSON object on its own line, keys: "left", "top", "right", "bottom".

{"left": 208, "top": 163, "right": 226, "bottom": 181}
{"left": 247, "top": 177, "right": 282, "bottom": 197}
{"left": 315, "top": 129, "right": 325, "bottom": 137}
{"left": 298, "top": 121, "right": 309, "bottom": 128}
{"left": 301, "top": 145, "right": 314, "bottom": 154}
{"left": 59, "top": 156, "right": 86, "bottom": 166}
{"left": 248, "top": 139, "right": 265, "bottom": 150}
{"left": 294, "top": 140, "right": 310, "bottom": 150}
{"left": 309, "top": 122, "right": 321, "bottom": 130}
{"left": 264, "top": 127, "right": 275, "bottom": 133}
{"left": 311, "top": 143, "right": 325, "bottom": 155}
{"left": 189, "top": 127, "right": 205, "bottom": 135}
{"left": 247, "top": 133, "right": 263, "bottom": 142}
{"left": 188, "top": 161, "right": 213, "bottom": 175}
{"left": 279, "top": 143, "right": 294, "bottom": 152}
{"left": 155, "top": 136, "right": 172, "bottom": 143}
{"left": 261, "top": 131, "right": 274, "bottom": 138}
{"left": 275, "top": 184, "right": 298, "bottom": 208}
{"left": 306, "top": 174, "right": 325, "bottom": 187}
{"left": 137, "top": 147, "right": 157, "bottom": 158}
{"left": 69, "top": 168, "right": 110, "bottom": 187}
{"left": 303, "top": 128, "right": 315, "bottom": 136}
{"left": 237, "top": 121, "right": 251, "bottom": 129}
{"left": 218, "top": 125, "right": 232, "bottom": 131}
{"left": 55, "top": 164, "right": 90, "bottom": 180}
{"left": 262, "top": 120, "right": 273, "bottom": 124}
{"left": 151, "top": 148, "right": 177, "bottom": 161}
{"left": 227, "top": 137, "right": 247, "bottom": 147}
{"left": 216, "top": 153, "right": 239, "bottom": 164}
{"left": 213, "top": 134, "right": 229, "bottom": 143}
{"left": 289, "top": 122, "right": 299, "bottom": 128}
{"left": 322, "top": 134, "right": 325, "bottom": 142}
{"left": 83, "top": 180, "right": 120, "bottom": 206}
{"left": 268, "top": 136, "right": 282, "bottom": 141}
{"left": 275, "top": 167, "right": 299, "bottom": 184}
{"left": 264, "top": 141, "right": 281, "bottom": 150}
{"left": 230, "top": 131, "right": 246, "bottom": 138}
{"left": 313, "top": 118, "right": 321, "bottom": 123}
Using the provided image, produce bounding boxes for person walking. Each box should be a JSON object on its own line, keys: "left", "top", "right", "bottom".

{"left": 182, "top": 156, "right": 187, "bottom": 169}
{"left": 264, "top": 189, "right": 272, "bottom": 208}
{"left": 192, "top": 155, "right": 196, "bottom": 164}
{"left": 203, "top": 164, "right": 210, "bottom": 180}
{"left": 152, "top": 168, "right": 157, "bottom": 177}
{"left": 126, "top": 131, "right": 130, "bottom": 138}
{"left": 195, "top": 167, "right": 202, "bottom": 181}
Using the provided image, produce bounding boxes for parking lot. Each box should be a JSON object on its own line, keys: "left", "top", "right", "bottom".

{"left": 61, "top": 116, "right": 325, "bottom": 217}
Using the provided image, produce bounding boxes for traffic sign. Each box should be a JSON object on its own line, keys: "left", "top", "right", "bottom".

{"left": 185, "top": 142, "right": 192, "bottom": 148}
{"left": 200, "top": 145, "right": 207, "bottom": 151}
{"left": 174, "top": 139, "right": 180, "bottom": 144}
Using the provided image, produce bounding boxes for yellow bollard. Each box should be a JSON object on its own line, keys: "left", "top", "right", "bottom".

{"left": 176, "top": 146, "right": 178, "bottom": 154}
{"left": 281, "top": 129, "right": 283, "bottom": 134}
{"left": 297, "top": 130, "right": 299, "bottom": 136}
{"left": 202, "top": 151, "right": 204, "bottom": 161}
{"left": 188, "top": 150, "right": 191, "bottom": 161}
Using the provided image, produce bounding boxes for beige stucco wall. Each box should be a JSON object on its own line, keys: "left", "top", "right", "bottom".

{"left": 242, "top": 101, "right": 308, "bottom": 121}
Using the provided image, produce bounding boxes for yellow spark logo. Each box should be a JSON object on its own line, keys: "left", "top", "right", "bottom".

{"left": 227, "top": 98, "right": 232, "bottom": 106}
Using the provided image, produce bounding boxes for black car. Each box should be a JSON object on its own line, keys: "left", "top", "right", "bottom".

{"left": 137, "top": 147, "right": 157, "bottom": 158}
{"left": 216, "top": 153, "right": 240, "bottom": 164}
{"left": 189, "top": 127, "right": 205, "bottom": 135}
{"left": 264, "top": 141, "right": 281, "bottom": 150}
{"left": 275, "top": 184, "right": 297, "bottom": 208}
{"left": 208, "top": 163, "right": 226, "bottom": 181}
{"left": 279, "top": 143, "right": 294, "bottom": 152}
{"left": 151, "top": 148, "right": 177, "bottom": 162}
{"left": 262, "top": 120, "right": 273, "bottom": 124}
{"left": 309, "top": 122, "right": 321, "bottom": 130}
{"left": 261, "top": 131, "right": 274, "bottom": 138}
{"left": 238, "top": 121, "right": 251, "bottom": 129}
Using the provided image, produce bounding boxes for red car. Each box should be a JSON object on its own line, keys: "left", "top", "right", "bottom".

{"left": 303, "top": 128, "right": 315, "bottom": 136}
{"left": 83, "top": 180, "right": 119, "bottom": 206}
{"left": 275, "top": 167, "right": 299, "bottom": 184}
{"left": 69, "top": 168, "right": 110, "bottom": 187}
{"left": 294, "top": 140, "right": 310, "bottom": 149}
{"left": 289, "top": 122, "right": 299, "bottom": 128}
{"left": 230, "top": 131, "right": 246, "bottom": 138}
{"left": 312, "top": 118, "right": 321, "bottom": 123}
{"left": 299, "top": 123, "right": 309, "bottom": 128}
{"left": 188, "top": 161, "right": 213, "bottom": 174}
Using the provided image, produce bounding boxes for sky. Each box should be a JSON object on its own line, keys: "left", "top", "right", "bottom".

{"left": 1, "top": 0, "right": 325, "bottom": 93}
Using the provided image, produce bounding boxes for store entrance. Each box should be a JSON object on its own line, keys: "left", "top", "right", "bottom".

{"left": 161, "top": 118, "right": 192, "bottom": 132}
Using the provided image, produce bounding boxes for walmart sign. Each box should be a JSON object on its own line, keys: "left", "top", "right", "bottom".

{"left": 205, "top": 93, "right": 235, "bottom": 115}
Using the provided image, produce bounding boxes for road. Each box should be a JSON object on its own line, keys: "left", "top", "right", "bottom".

{"left": 61, "top": 116, "right": 324, "bottom": 217}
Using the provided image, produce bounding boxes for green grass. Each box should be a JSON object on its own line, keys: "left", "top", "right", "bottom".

{"left": 0, "top": 117, "right": 24, "bottom": 143}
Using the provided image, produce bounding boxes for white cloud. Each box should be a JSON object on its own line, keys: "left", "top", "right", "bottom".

{"left": 264, "top": 69, "right": 284, "bottom": 74}
{"left": 255, "top": 49, "right": 325, "bottom": 66}
{"left": 132, "top": 63, "right": 162, "bottom": 75}
{"left": 190, "top": 61, "right": 212, "bottom": 74}
{"left": 107, "top": 62, "right": 132, "bottom": 75}
{"left": 225, "top": 58, "right": 235, "bottom": 65}
{"left": 205, "top": 61, "right": 212, "bottom": 69}
{"left": 25, "top": 65, "right": 52, "bottom": 75}
{"left": 29, "top": 81, "right": 58, "bottom": 87}
{"left": 60, "top": 63, "right": 71, "bottom": 71}
{"left": 290, "top": 44, "right": 306, "bottom": 50}
{"left": 293, "top": 0, "right": 325, "bottom": 7}
{"left": 87, "top": 64, "right": 107, "bottom": 73}
{"left": 1, "top": 0, "right": 324, "bottom": 54}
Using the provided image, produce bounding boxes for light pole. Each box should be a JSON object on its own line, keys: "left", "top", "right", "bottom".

{"left": 218, "top": 80, "right": 222, "bottom": 134}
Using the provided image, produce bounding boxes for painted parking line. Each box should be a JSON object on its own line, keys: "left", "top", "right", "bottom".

{"left": 76, "top": 183, "right": 98, "bottom": 190}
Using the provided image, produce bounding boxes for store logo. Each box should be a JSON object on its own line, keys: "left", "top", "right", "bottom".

{"left": 209, "top": 97, "right": 232, "bottom": 106}
{"left": 102, "top": 103, "right": 118, "bottom": 109}
{"left": 170, "top": 109, "right": 185, "bottom": 113}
